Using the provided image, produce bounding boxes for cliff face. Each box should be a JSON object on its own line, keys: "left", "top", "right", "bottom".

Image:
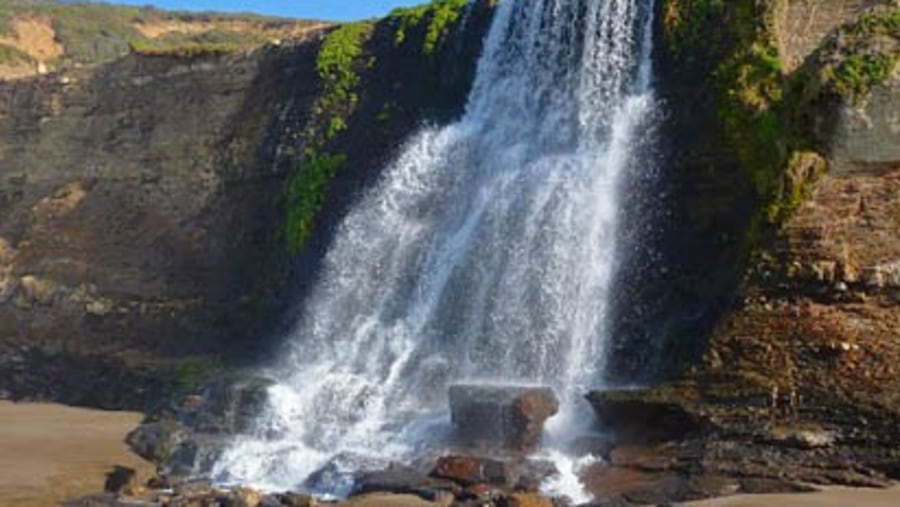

{"left": 0, "top": 40, "right": 322, "bottom": 408}
{"left": 594, "top": 0, "right": 900, "bottom": 495}
{"left": 0, "top": 2, "right": 493, "bottom": 409}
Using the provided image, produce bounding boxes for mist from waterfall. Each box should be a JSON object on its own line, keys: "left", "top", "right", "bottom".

{"left": 214, "top": 0, "right": 658, "bottom": 500}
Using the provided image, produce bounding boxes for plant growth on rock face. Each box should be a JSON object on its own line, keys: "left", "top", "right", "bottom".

{"left": 284, "top": 22, "right": 374, "bottom": 254}
{"left": 661, "top": 0, "right": 837, "bottom": 253}
{"left": 809, "top": 10, "right": 900, "bottom": 102}
{"left": 389, "top": 0, "right": 469, "bottom": 55}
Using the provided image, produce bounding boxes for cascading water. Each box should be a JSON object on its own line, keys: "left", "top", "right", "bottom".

{"left": 214, "top": 0, "right": 657, "bottom": 500}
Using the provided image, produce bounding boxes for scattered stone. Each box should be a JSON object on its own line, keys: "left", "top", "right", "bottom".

{"left": 448, "top": 384, "right": 559, "bottom": 452}
{"left": 104, "top": 465, "right": 137, "bottom": 494}
{"left": 275, "top": 492, "right": 317, "bottom": 507}
{"left": 18, "top": 274, "right": 57, "bottom": 305}
{"left": 341, "top": 492, "right": 443, "bottom": 507}
{"left": 431, "top": 454, "right": 513, "bottom": 487}
{"left": 232, "top": 487, "right": 263, "bottom": 507}
{"left": 765, "top": 425, "right": 838, "bottom": 449}
{"left": 505, "top": 492, "right": 555, "bottom": 507}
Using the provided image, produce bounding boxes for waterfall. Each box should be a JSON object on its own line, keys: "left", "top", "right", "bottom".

{"left": 214, "top": 0, "right": 657, "bottom": 499}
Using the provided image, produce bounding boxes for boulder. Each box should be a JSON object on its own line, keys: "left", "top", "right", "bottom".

{"left": 584, "top": 389, "right": 710, "bottom": 444}
{"left": 448, "top": 384, "right": 559, "bottom": 452}
{"left": 103, "top": 465, "right": 137, "bottom": 495}
{"left": 352, "top": 463, "right": 458, "bottom": 501}
{"left": 430, "top": 455, "right": 513, "bottom": 487}
{"left": 126, "top": 372, "right": 275, "bottom": 477}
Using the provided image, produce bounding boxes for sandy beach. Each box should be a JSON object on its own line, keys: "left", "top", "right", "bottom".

{"left": 0, "top": 401, "right": 153, "bottom": 507}
{"left": 683, "top": 486, "right": 900, "bottom": 507}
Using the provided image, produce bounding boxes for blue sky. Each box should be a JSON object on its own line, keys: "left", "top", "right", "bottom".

{"left": 88, "top": 1, "right": 428, "bottom": 21}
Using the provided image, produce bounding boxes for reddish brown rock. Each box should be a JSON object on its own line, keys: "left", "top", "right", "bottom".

{"left": 430, "top": 455, "right": 512, "bottom": 487}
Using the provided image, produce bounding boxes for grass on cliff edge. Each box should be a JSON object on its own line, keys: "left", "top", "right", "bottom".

{"left": 0, "top": 0, "right": 317, "bottom": 65}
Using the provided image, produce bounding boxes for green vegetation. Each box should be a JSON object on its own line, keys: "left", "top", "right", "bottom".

{"left": 284, "top": 22, "right": 375, "bottom": 254}
{"left": 662, "top": 0, "right": 831, "bottom": 254}
{"left": 389, "top": 0, "right": 468, "bottom": 55}
{"left": 167, "top": 356, "right": 223, "bottom": 396}
{"left": 312, "top": 22, "right": 374, "bottom": 140}
{"left": 285, "top": 152, "right": 347, "bottom": 253}
{"left": 812, "top": 11, "right": 900, "bottom": 102}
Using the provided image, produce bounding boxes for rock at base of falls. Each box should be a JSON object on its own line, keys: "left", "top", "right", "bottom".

{"left": 447, "top": 384, "right": 559, "bottom": 453}
{"left": 125, "top": 373, "right": 275, "bottom": 477}
{"left": 584, "top": 389, "right": 712, "bottom": 444}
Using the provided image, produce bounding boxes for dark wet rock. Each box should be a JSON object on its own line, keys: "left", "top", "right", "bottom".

{"left": 448, "top": 384, "right": 559, "bottom": 452}
{"left": 585, "top": 390, "right": 710, "bottom": 444}
{"left": 305, "top": 452, "right": 390, "bottom": 495}
{"left": 126, "top": 373, "right": 274, "bottom": 477}
{"left": 513, "top": 460, "right": 558, "bottom": 492}
{"left": 104, "top": 465, "right": 137, "bottom": 495}
{"left": 569, "top": 436, "right": 615, "bottom": 459}
{"left": 352, "top": 463, "right": 459, "bottom": 501}
{"left": 126, "top": 419, "right": 188, "bottom": 464}
{"left": 430, "top": 454, "right": 514, "bottom": 487}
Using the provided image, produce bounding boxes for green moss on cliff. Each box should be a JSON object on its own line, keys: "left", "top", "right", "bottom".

{"left": 285, "top": 152, "right": 348, "bottom": 254}
{"left": 313, "top": 21, "right": 374, "bottom": 140}
{"left": 389, "top": 0, "right": 469, "bottom": 55}
{"left": 662, "top": 0, "right": 828, "bottom": 253}
{"left": 284, "top": 22, "right": 375, "bottom": 253}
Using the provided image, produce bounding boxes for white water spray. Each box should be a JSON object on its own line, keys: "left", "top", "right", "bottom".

{"left": 214, "top": 0, "right": 657, "bottom": 500}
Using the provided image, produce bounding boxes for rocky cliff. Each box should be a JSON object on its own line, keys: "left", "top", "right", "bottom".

{"left": 588, "top": 0, "right": 900, "bottom": 500}
{"left": 0, "top": 0, "right": 493, "bottom": 409}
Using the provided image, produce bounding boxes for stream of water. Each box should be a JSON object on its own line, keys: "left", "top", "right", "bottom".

{"left": 214, "top": 0, "right": 658, "bottom": 500}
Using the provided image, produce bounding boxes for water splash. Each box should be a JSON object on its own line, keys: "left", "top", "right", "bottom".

{"left": 214, "top": 0, "right": 657, "bottom": 499}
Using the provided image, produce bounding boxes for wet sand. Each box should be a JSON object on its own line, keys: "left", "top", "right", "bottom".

{"left": 683, "top": 486, "right": 900, "bottom": 507}
{"left": 0, "top": 401, "right": 153, "bottom": 507}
